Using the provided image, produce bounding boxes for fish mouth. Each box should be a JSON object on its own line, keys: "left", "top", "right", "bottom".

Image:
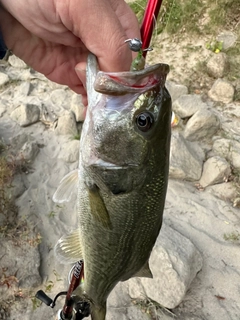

{"left": 94, "top": 63, "right": 170, "bottom": 95}
{"left": 90, "top": 159, "right": 139, "bottom": 169}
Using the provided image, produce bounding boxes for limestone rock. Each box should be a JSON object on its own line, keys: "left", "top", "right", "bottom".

{"left": 55, "top": 111, "right": 78, "bottom": 136}
{"left": 106, "top": 310, "right": 128, "bottom": 320}
{"left": 212, "top": 138, "right": 231, "bottom": 159}
{"left": 10, "top": 104, "right": 40, "bottom": 126}
{"left": 0, "top": 72, "right": 9, "bottom": 86}
{"left": 213, "top": 138, "right": 240, "bottom": 169}
{"left": 184, "top": 109, "right": 219, "bottom": 141}
{"left": 208, "top": 79, "right": 234, "bottom": 104}
{"left": 0, "top": 104, "right": 5, "bottom": 117}
{"left": 10, "top": 174, "right": 27, "bottom": 199}
{"left": 9, "top": 133, "right": 30, "bottom": 149}
{"left": 0, "top": 239, "right": 42, "bottom": 293}
{"left": 14, "top": 81, "right": 32, "bottom": 99}
{"left": 174, "top": 312, "right": 203, "bottom": 320}
{"left": 8, "top": 55, "right": 28, "bottom": 68}
{"left": 17, "top": 141, "right": 39, "bottom": 162}
{"left": 13, "top": 96, "right": 42, "bottom": 109}
{"left": 208, "top": 182, "right": 238, "bottom": 201}
{"left": 173, "top": 94, "right": 207, "bottom": 118}
{"left": 166, "top": 81, "right": 188, "bottom": 102}
{"left": 128, "top": 223, "right": 203, "bottom": 309}
{"left": 231, "top": 141, "right": 240, "bottom": 169}
{"left": 7, "top": 68, "right": 34, "bottom": 81}
{"left": 199, "top": 156, "right": 231, "bottom": 188}
{"left": 170, "top": 132, "right": 204, "bottom": 181}
{"left": 206, "top": 52, "right": 229, "bottom": 78}
{"left": 107, "top": 283, "right": 151, "bottom": 320}
{"left": 216, "top": 31, "right": 238, "bottom": 50}
{"left": 71, "top": 93, "right": 85, "bottom": 122}
{"left": 58, "top": 139, "right": 80, "bottom": 163}
{"left": 50, "top": 89, "right": 68, "bottom": 107}
{"left": 223, "top": 103, "right": 240, "bottom": 118}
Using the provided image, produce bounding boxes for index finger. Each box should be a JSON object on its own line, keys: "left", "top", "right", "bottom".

{"left": 59, "top": 0, "right": 140, "bottom": 72}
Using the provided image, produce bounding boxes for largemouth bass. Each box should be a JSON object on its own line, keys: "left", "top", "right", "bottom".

{"left": 53, "top": 54, "right": 171, "bottom": 320}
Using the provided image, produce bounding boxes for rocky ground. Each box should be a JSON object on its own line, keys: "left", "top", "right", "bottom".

{"left": 0, "top": 27, "right": 240, "bottom": 320}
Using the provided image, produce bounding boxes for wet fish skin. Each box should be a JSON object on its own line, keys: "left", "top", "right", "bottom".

{"left": 54, "top": 54, "right": 171, "bottom": 320}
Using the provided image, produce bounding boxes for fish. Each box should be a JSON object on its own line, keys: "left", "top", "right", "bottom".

{"left": 53, "top": 54, "right": 171, "bottom": 320}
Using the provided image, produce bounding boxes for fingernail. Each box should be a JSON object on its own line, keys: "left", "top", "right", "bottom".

{"left": 75, "top": 67, "right": 86, "bottom": 89}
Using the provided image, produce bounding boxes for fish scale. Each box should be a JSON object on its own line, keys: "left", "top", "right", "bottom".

{"left": 53, "top": 54, "right": 171, "bottom": 320}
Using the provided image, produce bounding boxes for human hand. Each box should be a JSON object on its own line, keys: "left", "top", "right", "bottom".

{"left": 0, "top": 0, "right": 140, "bottom": 105}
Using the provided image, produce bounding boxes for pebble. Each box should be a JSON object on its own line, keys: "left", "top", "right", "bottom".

{"left": 212, "top": 138, "right": 231, "bottom": 159}
{"left": 50, "top": 88, "right": 69, "bottom": 108}
{"left": 55, "top": 111, "right": 78, "bottom": 136}
{"left": 0, "top": 72, "right": 9, "bottom": 86}
{"left": 71, "top": 93, "right": 85, "bottom": 122}
{"left": 0, "top": 106, "right": 5, "bottom": 117}
{"left": 10, "top": 174, "right": 27, "bottom": 199}
{"left": 216, "top": 31, "right": 238, "bottom": 50}
{"left": 206, "top": 52, "right": 229, "bottom": 78}
{"left": 8, "top": 55, "right": 28, "bottom": 69}
{"left": 58, "top": 139, "right": 80, "bottom": 163}
{"left": 184, "top": 109, "right": 220, "bottom": 141}
{"left": 14, "top": 81, "right": 32, "bottom": 98}
{"left": 128, "top": 223, "right": 203, "bottom": 309}
{"left": 166, "top": 80, "right": 188, "bottom": 102}
{"left": 231, "top": 143, "right": 240, "bottom": 169}
{"left": 9, "top": 132, "right": 30, "bottom": 149}
{"left": 13, "top": 95, "right": 42, "bottom": 109}
{"left": 0, "top": 238, "right": 42, "bottom": 291}
{"left": 17, "top": 141, "right": 39, "bottom": 163}
{"left": 208, "top": 79, "right": 235, "bottom": 103}
{"left": 208, "top": 182, "right": 238, "bottom": 202}
{"left": 170, "top": 132, "right": 205, "bottom": 181}
{"left": 10, "top": 104, "right": 40, "bottom": 127}
{"left": 172, "top": 94, "right": 207, "bottom": 118}
{"left": 7, "top": 68, "right": 34, "bottom": 82}
{"left": 213, "top": 138, "right": 240, "bottom": 169}
{"left": 199, "top": 156, "right": 231, "bottom": 188}
{"left": 223, "top": 103, "right": 240, "bottom": 118}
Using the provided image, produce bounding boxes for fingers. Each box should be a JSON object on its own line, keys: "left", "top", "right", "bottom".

{"left": 60, "top": 0, "right": 140, "bottom": 73}
{"left": 1, "top": 0, "right": 141, "bottom": 104}
{"left": 75, "top": 63, "right": 86, "bottom": 93}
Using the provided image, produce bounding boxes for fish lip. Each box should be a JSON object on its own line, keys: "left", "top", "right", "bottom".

{"left": 94, "top": 63, "right": 170, "bottom": 95}
{"left": 90, "top": 159, "right": 139, "bottom": 169}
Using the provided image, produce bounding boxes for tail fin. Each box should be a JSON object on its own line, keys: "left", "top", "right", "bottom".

{"left": 91, "top": 302, "right": 106, "bottom": 320}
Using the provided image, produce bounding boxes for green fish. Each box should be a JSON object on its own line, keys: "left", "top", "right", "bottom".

{"left": 53, "top": 54, "right": 171, "bottom": 320}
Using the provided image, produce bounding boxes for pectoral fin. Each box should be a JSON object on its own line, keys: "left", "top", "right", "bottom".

{"left": 133, "top": 261, "right": 153, "bottom": 278}
{"left": 53, "top": 169, "right": 78, "bottom": 203}
{"left": 54, "top": 228, "right": 83, "bottom": 264}
{"left": 88, "top": 187, "right": 112, "bottom": 229}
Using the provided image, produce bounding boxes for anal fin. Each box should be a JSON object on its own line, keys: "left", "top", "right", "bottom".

{"left": 90, "top": 302, "right": 106, "bottom": 320}
{"left": 133, "top": 261, "right": 153, "bottom": 278}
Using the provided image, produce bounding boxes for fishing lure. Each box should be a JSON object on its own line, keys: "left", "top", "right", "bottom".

{"left": 125, "top": 38, "right": 152, "bottom": 71}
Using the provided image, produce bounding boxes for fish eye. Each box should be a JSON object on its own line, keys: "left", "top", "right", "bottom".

{"left": 136, "top": 112, "right": 154, "bottom": 132}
